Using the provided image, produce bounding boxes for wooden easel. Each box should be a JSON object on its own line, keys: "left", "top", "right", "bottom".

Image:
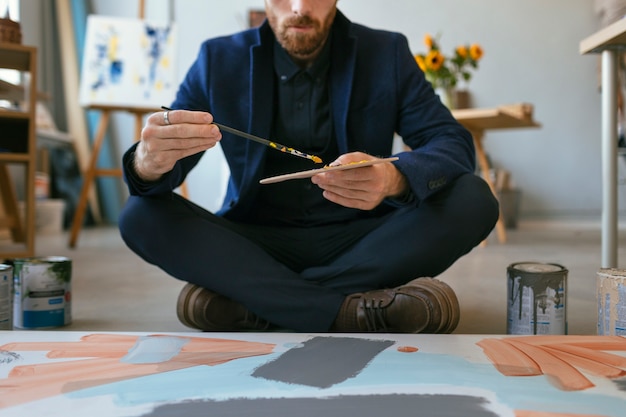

{"left": 68, "top": 105, "right": 161, "bottom": 248}
{"left": 0, "top": 164, "right": 26, "bottom": 243}
{"left": 68, "top": 1, "right": 186, "bottom": 248}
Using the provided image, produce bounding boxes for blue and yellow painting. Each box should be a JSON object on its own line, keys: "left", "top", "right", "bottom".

{"left": 79, "top": 16, "right": 176, "bottom": 108}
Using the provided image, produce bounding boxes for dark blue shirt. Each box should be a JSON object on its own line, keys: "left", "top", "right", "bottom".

{"left": 253, "top": 37, "right": 365, "bottom": 227}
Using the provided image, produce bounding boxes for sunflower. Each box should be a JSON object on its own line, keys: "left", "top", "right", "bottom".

{"left": 425, "top": 50, "right": 445, "bottom": 71}
{"left": 470, "top": 44, "right": 483, "bottom": 61}
{"left": 414, "top": 33, "right": 484, "bottom": 91}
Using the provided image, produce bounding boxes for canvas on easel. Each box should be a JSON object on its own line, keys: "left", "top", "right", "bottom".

{"left": 78, "top": 15, "right": 177, "bottom": 108}
{"left": 69, "top": 14, "right": 180, "bottom": 248}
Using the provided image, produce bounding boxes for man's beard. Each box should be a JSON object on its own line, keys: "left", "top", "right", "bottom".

{"left": 271, "top": 10, "right": 336, "bottom": 59}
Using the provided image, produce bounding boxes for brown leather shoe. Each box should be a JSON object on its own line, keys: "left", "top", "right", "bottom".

{"left": 176, "top": 283, "right": 271, "bottom": 331}
{"left": 333, "top": 277, "right": 460, "bottom": 334}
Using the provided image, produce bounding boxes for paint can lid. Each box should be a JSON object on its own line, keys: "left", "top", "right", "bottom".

{"left": 597, "top": 268, "right": 626, "bottom": 278}
{"left": 39, "top": 256, "right": 71, "bottom": 263}
{"left": 510, "top": 262, "right": 565, "bottom": 274}
{"left": 12, "top": 256, "right": 71, "bottom": 264}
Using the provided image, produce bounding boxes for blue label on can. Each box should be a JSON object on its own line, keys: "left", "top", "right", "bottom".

{"left": 23, "top": 309, "right": 65, "bottom": 328}
{"left": 13, "top": 257, "right": 72, "bottom": 329}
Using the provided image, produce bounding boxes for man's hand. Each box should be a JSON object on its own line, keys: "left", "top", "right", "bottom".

{"left": 311, "top": 152, "right": 409, "bottom": 210}
{"left": 133, "top": 109, "right": 222, "bottom": 181}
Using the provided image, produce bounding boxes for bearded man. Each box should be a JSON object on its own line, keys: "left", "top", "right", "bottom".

{"left": 119, "top": 0, "right": 499, "bottom": 333}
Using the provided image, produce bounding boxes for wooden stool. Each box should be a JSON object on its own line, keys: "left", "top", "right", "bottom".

{"left": 451, "top": 104, "right": 540, "bottom": 244}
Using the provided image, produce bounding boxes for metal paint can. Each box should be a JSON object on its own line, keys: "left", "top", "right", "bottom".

{"left": 13, "top": 256, "right": 72, "bottom": 329}
{"left": 507, "top": 262, "right": 567, "bottom": 335}
{"left": 0, "top": 264, "right": 13, "bottom": 330}
{"left": 597, "top": 268, "right": 626, "bottom": 335}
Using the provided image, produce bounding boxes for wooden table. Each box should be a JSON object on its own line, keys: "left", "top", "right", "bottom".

{"left": 0, "top": 331, "right": 624, "bottom": 416}
{"left": 452, "top": 104, "right": 540, "bottom": 243}
{"left": 580, "top": 18, "right": 626, "bottom": 268}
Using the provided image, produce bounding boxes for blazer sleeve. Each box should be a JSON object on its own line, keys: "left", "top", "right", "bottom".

{"left": 343, "top": 28, "right": 475, "bottom": 205}
{"left": 390, "top": 33, "right": 476, "bottom": 203}
{"left": 122, "top": 41, "right": 215, "bottom": 196}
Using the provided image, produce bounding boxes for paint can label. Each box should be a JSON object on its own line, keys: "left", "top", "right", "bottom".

{"left": 597, "top": 268, "right": 626, "bottom": 335}
{"left": 506, "top": 262, "right": 567, "bottom": 335}
{"left": 0, "top": 264, "right": 13, "bottom": 330}
{"left": 13, "top": 256, "right": 72, "bottom": 329}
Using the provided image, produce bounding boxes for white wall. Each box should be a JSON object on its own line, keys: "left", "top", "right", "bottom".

{"left": 24, "top": 0, "right": 609, "bottom": 221}
{"left": 340, "top": 0, "right": 603, "bottom": 220}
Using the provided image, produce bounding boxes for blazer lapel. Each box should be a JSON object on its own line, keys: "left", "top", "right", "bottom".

{"left": 244, "top": 25, "right": 276, "bottom": 184}
{"left": 330, "top": 12, "right": 357, "bottom": 155}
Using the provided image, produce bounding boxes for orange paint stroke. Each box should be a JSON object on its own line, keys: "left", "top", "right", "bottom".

{"left": 397, "top": 346, "right": 419, "bottom": 353}
{"left": 1, "top": 334, "right": 141, "bottom": 359}
{"left": 503, "top": 339, "right": 594, "bottom": 391}
{"left": 478, "top": 335, "right": 626, "bottom": 392}
{"left": 510, "top": 336, "right": 626, "bottom": 351}
{"left": 1, "top": 358, "right": 194, "bottom": 408}
{"left": 542, "top": 346, "right": 626, "bottom": 379}
{"left": 476, "top": 338, "right": 542, "bottom": 376}
{"left": 543, "top": 343, "right": 626, "bottom": 369}
{"left": 0, "top": 334, "right": 275, "bottom": 409}
{"left": 1, "top": 333, "right": 275, "bottom": 361}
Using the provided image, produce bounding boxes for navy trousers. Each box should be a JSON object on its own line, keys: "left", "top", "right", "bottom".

{"left": 118, "top": 173, "right": 499, "bottom": 332}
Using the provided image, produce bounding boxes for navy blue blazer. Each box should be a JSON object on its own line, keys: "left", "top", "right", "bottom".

{"left": 123, "top": 10, "right": 475, "bottom": 221}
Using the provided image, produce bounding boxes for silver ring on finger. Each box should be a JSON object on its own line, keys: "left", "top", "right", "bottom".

{"left": 163, "top": 111, "right": 171, "bottom": 125}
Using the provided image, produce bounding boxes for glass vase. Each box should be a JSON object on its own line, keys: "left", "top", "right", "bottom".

{"left": 436, "top": 87, "right": 457, "bottom": 110}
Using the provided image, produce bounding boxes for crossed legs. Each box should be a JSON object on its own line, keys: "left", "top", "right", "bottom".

{"left": 119, "top": 173, "right": 498, "bottom": 332}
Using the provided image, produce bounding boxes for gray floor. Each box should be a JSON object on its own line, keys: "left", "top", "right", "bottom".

{"left": 21, "top": 221, "right": 626, "bottom": 335}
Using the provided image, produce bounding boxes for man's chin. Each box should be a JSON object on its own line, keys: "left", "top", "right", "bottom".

{"left": 281, "top": 38, "right": 319, "bottom": 57}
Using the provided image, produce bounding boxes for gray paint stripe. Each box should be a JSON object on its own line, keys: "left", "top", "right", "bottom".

{"left": 252, "top": 336, "right": 395, "bottom": 388}
{"left": 142, "top": 394, "right": 500, "bottom": 417}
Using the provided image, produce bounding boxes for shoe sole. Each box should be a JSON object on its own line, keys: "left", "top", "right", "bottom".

{"left": 430, "top": 279, "right": 460, "bottom": 333}
{"left": 407, "top": 278, "right": 460, "bottom": 334}
{"left": 420, "top": 278, "right": 460, "bottom": 333}
{"left": 176, "top": 283, "right": 207, "bottom": 330}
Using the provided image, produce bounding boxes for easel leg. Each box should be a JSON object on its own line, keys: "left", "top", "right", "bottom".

{"left": 472, "top": 130, "right": 507, "bottom": 244}
{"left": 0, "top": 164, "right": 26, "bottom": 242}
{"left": 68, "top": 110, "right": 111, "bottom": 248}
{"left": 178, "top": 182, "right": 189, "bottom": 199}
{"left": 69, "top": 107, "right": 190, "bottom": 248}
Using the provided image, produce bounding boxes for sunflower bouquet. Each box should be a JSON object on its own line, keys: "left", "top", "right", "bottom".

{"left": 415, "top": 33, "right": 484, "bottom": 92}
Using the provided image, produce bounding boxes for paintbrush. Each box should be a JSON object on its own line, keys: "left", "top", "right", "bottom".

{"left": 161, "top": 106, "right": 323, "bottom": 164}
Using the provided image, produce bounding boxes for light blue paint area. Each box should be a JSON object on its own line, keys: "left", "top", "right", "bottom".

{"left": 120, "top": 336, "right": 189, "bottom": 364}
{"left": 64, "top": 347, "right": 626, "bottom": 417}
{"left": 281, "top": 342, "right": 305, "bottom": 349}
{"left": 66, "top": 353, "right": 312, "bottom": 407}
{"left": 342, "top": 350, "right": 626, "bottom": 417}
